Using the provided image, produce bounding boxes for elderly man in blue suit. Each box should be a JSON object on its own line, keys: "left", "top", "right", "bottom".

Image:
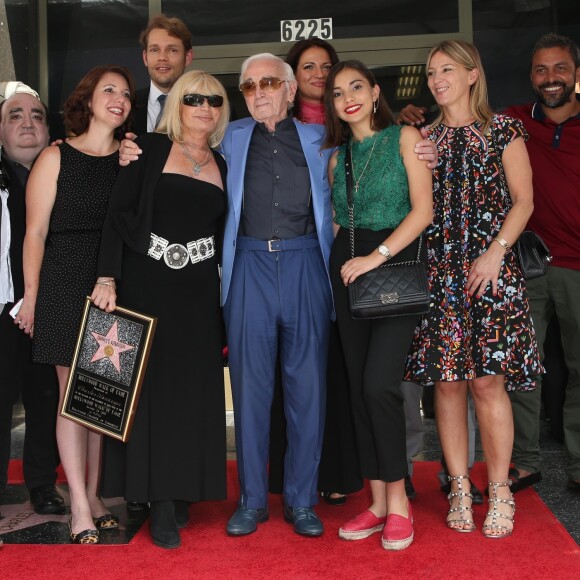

{"left": 222, "top": 53, "right": 334, "bottom": 537}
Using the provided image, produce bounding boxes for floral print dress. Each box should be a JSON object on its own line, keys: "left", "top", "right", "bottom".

{"left": 405, "top": 114, "right": 542, "bottom": 392}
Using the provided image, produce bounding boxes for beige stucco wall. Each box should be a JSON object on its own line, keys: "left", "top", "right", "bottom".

{"left": 0, "top": 2, "right": 16, "bottom": 82}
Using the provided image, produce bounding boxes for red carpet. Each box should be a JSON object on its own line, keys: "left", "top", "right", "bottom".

{"left": 3, "top": 461, "right": 580, "bottom": 579}
{"left": 7, "top": 460, "right": 65, "bottom": 484}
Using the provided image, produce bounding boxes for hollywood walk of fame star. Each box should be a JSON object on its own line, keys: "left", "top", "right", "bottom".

{"left": 0, "top": 486, "right": 132, "bottom": 543}
{"left": 90, "top": 321, "right": 134, "bottom": 373}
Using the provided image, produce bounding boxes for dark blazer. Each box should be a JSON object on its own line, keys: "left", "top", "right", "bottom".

{"left": 0, "top": 155, "right": 59, "bottom": 483}
{"left": 97, "top": 132, "right": 227, "bottom": 279}
{"left": 0, "top": 152, "right": 58, "bottom": 394}
{"left": 0, "top": 152, "right": 26, "bottom": 300}
{"left": 133, "top": 87, "right": 150, "bottom": 136}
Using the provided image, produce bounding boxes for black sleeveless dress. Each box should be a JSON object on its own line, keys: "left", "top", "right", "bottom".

{"left": 33, "top": 143, "right": 119, "bottom": 366}
{"left": 100, "top": 173, "right": 227, "bottom": 503}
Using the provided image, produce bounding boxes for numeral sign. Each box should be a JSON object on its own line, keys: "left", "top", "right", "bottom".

{"left": 281, "top": 18, "right": 333, "bottom": 42}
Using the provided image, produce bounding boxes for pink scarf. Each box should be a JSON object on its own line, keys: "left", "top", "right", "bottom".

{"left": 298, "top": 100, "right": 325, "bottom": 125}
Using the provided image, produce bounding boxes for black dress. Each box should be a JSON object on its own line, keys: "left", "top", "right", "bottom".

{"left": 33, "top": 143, "right": 119, "bottom": 366}
{"left": 100, "top": 171, "right": 227, "bottom": 503}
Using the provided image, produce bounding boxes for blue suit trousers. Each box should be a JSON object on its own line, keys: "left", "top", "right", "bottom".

{"left": 224, "top": 235, "right": 332, "bottom": 509}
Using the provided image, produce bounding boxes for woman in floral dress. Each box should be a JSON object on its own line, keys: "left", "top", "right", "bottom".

{"left": 406, "top": 40, "right": 542, "bottom": 538}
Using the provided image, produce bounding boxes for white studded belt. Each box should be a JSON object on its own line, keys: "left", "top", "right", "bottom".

{"left": 148, "top": 233, "right": 215, "bottom": 269}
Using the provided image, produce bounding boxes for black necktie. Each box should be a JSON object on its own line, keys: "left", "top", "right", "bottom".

{"left": 155, "top": 94, "right": 167, "bottom": 128}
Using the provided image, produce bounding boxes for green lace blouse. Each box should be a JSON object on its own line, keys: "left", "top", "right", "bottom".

{"left": 332, "top": 125, "right": 411, "bottom": 230}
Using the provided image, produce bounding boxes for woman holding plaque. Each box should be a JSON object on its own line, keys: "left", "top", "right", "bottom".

{"left": 91, "top": 70, "right": 228, "bottom": 550}
{"left": 19, "top": 65, "right": 135, "bottom": 544}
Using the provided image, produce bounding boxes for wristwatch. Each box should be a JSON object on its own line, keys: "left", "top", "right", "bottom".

{"left": 378, "top": 244, "right": 392, "bottom": 260}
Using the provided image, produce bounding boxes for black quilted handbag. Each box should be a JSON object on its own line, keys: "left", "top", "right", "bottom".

{"left": 344, "top": 146, "right": 430, "bottom": 319}
{"left": 348, "top": 241, "right": 431, "bottom": 319}
{"left": 489, "top": 125, "right": 552, "bottom": 280}
{"left": 515, "top": 230, "right": 552, "bottom": 280}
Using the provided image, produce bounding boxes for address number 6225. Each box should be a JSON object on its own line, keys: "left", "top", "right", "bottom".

{"left": 280, "top": 18, "right": 333, "bottom": 42}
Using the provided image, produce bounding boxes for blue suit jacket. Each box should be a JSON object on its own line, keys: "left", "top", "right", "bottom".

{"left": 221, "top": 117, "right": 334, "bottom": 308}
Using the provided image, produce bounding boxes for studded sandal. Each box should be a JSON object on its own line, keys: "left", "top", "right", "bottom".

{"left": 483, "top": 480, "right": 515, "bottom": 539}
{"left": 446, "top": 474, "right": 476, "bottom": 532}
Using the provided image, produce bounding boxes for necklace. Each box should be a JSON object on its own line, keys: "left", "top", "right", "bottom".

{"left": 180, "top": 143, "right": 212, "bottom": 176}
{"left": 350, "top": 133, "right": 378, "bottom": 193}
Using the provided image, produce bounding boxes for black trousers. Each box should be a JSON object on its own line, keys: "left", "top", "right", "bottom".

{"left": 0, "top": 308, "right": 60, "bottom": 491}
{"left": 542, "top": 316, "right": 567, "bottom": 441}
{"left": 330, "top": 228, "right": 419, "bottom": 482}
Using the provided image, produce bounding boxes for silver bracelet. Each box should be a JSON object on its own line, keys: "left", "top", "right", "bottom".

{"left": 95, "top": 280, "right": 115, "bottom": 287}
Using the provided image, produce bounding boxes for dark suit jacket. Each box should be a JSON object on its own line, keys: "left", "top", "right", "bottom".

{"left": 133, "top": 87, "right": 150, "bottom": 136}
{"left": 0, "top": 153, "right": 58, "bottom": 394}
{"left": 0, "top": 152, "right": 26, "bottom": 300}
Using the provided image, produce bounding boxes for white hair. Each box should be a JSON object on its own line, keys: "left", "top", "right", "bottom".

{"left": 239, "top": 53, "right": 295, "bottom": 84}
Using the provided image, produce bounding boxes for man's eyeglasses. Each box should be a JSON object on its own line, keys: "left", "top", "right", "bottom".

{"left": 239, "top": 77, "right": 288, "bottom": 97}
{"left": 182, "top": 94, "right": 224, "bottom": 108}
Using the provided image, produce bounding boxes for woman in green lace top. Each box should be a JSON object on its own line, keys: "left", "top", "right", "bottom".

{"left": 323, "top": 60, "right": 433, "bottom": 551}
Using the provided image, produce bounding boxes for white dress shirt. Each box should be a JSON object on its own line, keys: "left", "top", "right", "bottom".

{"left": 146, "top": 83, "right": 167, "bottom": 133}
{"left": 0, "top": 184, "right": 14, "bottom": 307}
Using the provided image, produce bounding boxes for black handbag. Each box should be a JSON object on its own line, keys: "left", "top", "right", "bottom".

{"left": 489, "top": 126, "right": 552, "bottom": 280}
{"left": 515, "top": 230, "right": 552, "bottom": 280}
{"left": 344, "top": 146, "right": 430, "bottom": 319}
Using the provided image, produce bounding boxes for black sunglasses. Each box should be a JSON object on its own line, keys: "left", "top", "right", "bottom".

{"left": 182, "top": 93, "right": 224, "bottom": 108}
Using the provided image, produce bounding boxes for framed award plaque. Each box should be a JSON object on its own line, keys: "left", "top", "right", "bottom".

{"left": 61, "top": 297, "right": 157, "bottom": 441}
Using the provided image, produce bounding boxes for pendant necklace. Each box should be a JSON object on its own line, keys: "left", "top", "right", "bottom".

{"left": 351, "top": 133, "right": 378, "bottom": 193}
{"left": 180, "top": 143, "right": 211, "bottom": 176}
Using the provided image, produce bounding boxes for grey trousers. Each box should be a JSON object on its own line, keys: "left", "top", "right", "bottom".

{"left": 511, "top": 266, "right": 580, "bottom": 479}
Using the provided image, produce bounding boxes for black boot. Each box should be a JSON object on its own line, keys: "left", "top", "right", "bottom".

{"left": 150, "top": 500, "right": 180, "bottom": 549}
{"left": 174, "top": 500, "right": 190, "bottom": 529}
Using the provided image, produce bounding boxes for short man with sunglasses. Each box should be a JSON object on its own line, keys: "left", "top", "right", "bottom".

{"left": 221, "top": 53, "right": 334, "bottom": 537}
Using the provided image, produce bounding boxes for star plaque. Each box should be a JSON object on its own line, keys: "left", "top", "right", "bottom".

{"left": 61, "top": 298, "right": 157, "bottom": 441}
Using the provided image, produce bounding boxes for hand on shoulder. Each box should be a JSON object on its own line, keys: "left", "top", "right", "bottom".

{"left": 119, "top": 132, "right": 142, "bottom": 166}
{"left": 400, "top": 125, "right": 437, "bottom": 169}
{"left": 397, "top": 104, "right": 428, "bottom": 126}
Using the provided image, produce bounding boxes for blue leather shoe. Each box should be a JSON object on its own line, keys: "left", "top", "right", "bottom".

{"left": 283, "top": 505, "right": 323, "bottom": 537}
{"left": 226, "top": 505, "right": 269, "bottom": 536}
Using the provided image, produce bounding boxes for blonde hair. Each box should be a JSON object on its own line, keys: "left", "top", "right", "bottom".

{"left": 157, "top": 70, "right": 230, "bottom": 148}
{"left": 427, "top": 40, "right": 494, "bottom": 134}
